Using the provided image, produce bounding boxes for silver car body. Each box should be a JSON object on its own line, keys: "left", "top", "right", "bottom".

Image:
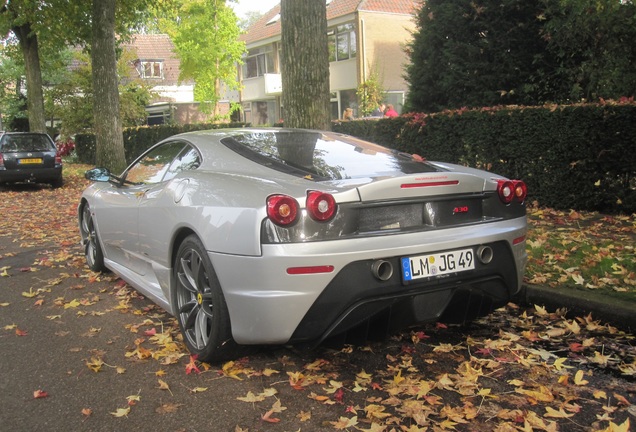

{"left": 80, "top": 129, "right": 527, "bottom": 345}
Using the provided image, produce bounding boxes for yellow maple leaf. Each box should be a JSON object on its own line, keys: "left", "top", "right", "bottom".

{"left": 297, "top": 410, "right": 311, "bottom": 422}
{"left": 330, "top": 416, "right": 358, "bottom": 429}
{"left": 21, "top": 288, "right": 38, "bottom": 298}
{"left": 553, "top": 357, "right": 573, "bottom": 371}
{"left": 126, "top": 395, "right": 141, "bottom": 405}
{"left": 85, "top": 357, "right": 104, "bottom": 373}
{"left": 574, "top": 370, "right": 589, "bottom": 385}
{"left": 64, "top": 299, "right": 81, "bottom": 309}
{"left": 599, "top": 418, "right": 631, "bottom": 432}
{"left": 544, "top": 406, "right": 574, "bottom": 418}
{"left": 110, "top": 407, "right": 130, "bottom": 417}
{"left": 323, "top": 380, "right": 343, "bottom": 394}
{"left": 516, "top": 386, "right": 555, "bottom": 403}
{"left": 364, "top": 404, "right": 392, "bottom": 420}
{"left": 237, "top": 391, "right": 264, "bottom": 403}
{"left": 593, "top": 390, "right": 607, "bottom": 399}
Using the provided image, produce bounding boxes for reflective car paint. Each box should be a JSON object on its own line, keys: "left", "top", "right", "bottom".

{"left": 79, "top": 128, "right": 527, "bottom": 350}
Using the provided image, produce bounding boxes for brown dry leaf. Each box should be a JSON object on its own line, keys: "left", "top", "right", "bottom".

{"left": 294, "top": 410, "right": 310, "bottom": 422}
{"left": 157, "top": 379, "right": 173, "bottom": 395}
{"left": 261, "top": 399, "right": 286, "bottom": 423}
{"left": 156, "top": 403, "right": 183, "bottom": 414}
{"left": 515, "top": 386, "right": 555, "bottom": 403}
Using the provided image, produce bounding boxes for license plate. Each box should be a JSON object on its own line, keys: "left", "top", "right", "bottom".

{"left": 18, "top": 158, "right": 43, "bottom": 164}
{"left": 401, "top": 248, "right": 475, "bottom": 281}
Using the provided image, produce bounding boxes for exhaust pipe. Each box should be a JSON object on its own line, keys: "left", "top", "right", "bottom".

{"left": 371, "top": 260, "right": 393, "bottom": 281}
{"left": 477, "top": 245, "right": 493, "bottom": 264}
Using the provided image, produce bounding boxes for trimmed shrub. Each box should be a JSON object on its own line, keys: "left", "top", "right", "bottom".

{"left": 332, "top": 102, "right": 636, "bottom": 214}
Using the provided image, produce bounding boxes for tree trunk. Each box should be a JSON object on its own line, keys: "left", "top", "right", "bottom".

{"left": 280, "top": 0, "right": 331, "bottom": 130}
{"left": 91, "top": 0, "right": 127, "bottom": 173}
{"left": 13, "top": 23, "right": 47, "bottom": 133}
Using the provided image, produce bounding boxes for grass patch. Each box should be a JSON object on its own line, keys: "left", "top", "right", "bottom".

{"left": 525, "top": 205, "right": 636, "bottom": 303}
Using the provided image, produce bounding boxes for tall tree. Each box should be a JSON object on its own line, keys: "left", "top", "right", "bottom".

{"left": 0, "top": 1, "right": 46, "bottom": 132}
{"left": 541, "top": 0, "right": 636, "bottom": 101}
{"left": 91, "top": 0, "right": 126, "bottom": 173}
{"left": 280, "top": 0, "right": 330, "bottom": 129}
{"left": 405, "top": 0, "right": 549, "bottom": 113}
{"left": 160, "top": 0, "right": 244, "bottom": 115}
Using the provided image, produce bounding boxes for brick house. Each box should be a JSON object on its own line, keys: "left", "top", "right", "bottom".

{"left": 122, "top": 34, "right": 229, "bottom": 125}
{"left": 237, "top": 0, "right": 419, "bottom": 125}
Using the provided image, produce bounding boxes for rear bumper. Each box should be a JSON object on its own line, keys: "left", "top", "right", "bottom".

{"left": 0, "top": 166, "right": 62, "bottom": 183}
{"left": 210, "top": 217, "right": 527, "bottom": 345}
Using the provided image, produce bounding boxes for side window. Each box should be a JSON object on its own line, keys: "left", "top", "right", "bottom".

{"left": 124, "top": 141, "right": 186, "bottom": 185}
{"left": 163, "top": 145, "right": 201, "bottom": 182}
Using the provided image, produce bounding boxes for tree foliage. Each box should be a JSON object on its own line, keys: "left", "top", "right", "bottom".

{"left": 540, "top": 0, "right": 636, "bottom": 101}
{"left": 280, "top": 0, "right": 330, "bottom": 129}
{"left": 159, "top": 0, "right": 244, "bottom": 115}
{"left": 405, "top": 0, "right": 636, "bottom": 112}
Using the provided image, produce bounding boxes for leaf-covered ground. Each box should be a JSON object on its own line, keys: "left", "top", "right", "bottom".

{"left": 525, "top": 204, "right": 636, "bottom": 302}
{"left": 0, "top": 165, "right": 634, "bottom": 431}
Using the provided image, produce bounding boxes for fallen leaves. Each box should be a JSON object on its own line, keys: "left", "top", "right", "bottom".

{"left": 1, "top": 168, "right": 634, "bottom": 430}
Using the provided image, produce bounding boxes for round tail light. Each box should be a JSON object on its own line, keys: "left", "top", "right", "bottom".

{"left": 513, "top": 180, "right": 527, "bottom": 202}
{"left": 267, "top": 195, "right": 299, "bottom": 226}
{"left": 497, "top": 180, "right": 515, "bottom": 204}
{"left": 306, "top": 191, "right": 337, "bottom": 222}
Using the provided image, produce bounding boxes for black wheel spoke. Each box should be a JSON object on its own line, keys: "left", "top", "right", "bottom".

{"left": 183, "top": 304, "right": 201, "bottom": 331}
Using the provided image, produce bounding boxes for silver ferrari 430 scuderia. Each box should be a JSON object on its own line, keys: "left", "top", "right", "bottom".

{"left": 79, "top": 128, "right": 527, "bottom": 362}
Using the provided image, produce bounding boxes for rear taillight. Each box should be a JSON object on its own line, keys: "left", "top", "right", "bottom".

{"left": 267, "top": 194, "right": 299, "bottom": 226}
{"left": 55, "top": 154, "right": 62, "bottom": 164}
{"left": 0, "top": 153, "right": 4, "bottom": 167}
{"left": 497, "top": 180, "right": 527, "bottom": 204}
{"left": 497, "top": 180, "right": 514, "bottom": 204}
{"left": 306, "top": 191, "right": 337, "bottom": 222}
{"left": 513, "top": 180, "right": 527, "bottom": 202}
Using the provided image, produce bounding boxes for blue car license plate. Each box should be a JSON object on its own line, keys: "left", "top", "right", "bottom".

{"left": 401, "top": 248, "right": 474, "bottom": 281}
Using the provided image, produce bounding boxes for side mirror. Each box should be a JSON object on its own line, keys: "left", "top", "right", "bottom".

{"left": 85, "top": 167, "right": 111, "bottom": 182}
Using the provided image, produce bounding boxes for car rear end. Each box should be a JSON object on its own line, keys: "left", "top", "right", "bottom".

{"left": 0, "top": 132, "right": 63, "bottom": 186}
{"left": 209, "top": 130, "right": 528, "bottom": 345}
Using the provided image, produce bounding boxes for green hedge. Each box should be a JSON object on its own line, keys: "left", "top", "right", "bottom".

{"left": 333, "top": 103, "right": 636, "bottom": 214}
{"left": 75, "top": 107, "right": 635, "bottom": 214}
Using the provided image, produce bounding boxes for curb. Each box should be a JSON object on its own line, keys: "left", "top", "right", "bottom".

{"left": 514, "top": 284, "right": 636, "bottom": 332}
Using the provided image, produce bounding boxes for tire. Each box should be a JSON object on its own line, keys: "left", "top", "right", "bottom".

{"left": 79, "top": 203, "right": 107, "bottom": 272}
{"left": 172, "top": 235, "right": 239, "bottom": 363}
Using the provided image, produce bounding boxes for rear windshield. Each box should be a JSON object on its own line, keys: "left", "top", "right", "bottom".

{"left": 220, "top": 131, "right": 439, "bottom": 181}
{"left": 0, "top": 134, "right": 54, "bottom": 152}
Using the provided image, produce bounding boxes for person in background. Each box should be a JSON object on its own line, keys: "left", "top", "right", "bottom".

{"left": 371, "top": 103, "right": 385, "bottom": 117}
{"left": 342, "top": 107, "right": 355, "bottom": 121}
{"left": 384, "top": 104, "right": 398, "bottom": 118}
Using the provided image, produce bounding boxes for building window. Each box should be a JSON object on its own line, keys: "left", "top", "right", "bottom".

{"left": 140, "top": 61, "right": 163, "bottom": 79}
{"left": 242, "top": 46, "right": 275, "bottom": 79}
{"left": 330, "top": 89, "right": 358, "bottom": 120}
{"left": 328, "top": 23, "right": 356, "bottom": 62}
